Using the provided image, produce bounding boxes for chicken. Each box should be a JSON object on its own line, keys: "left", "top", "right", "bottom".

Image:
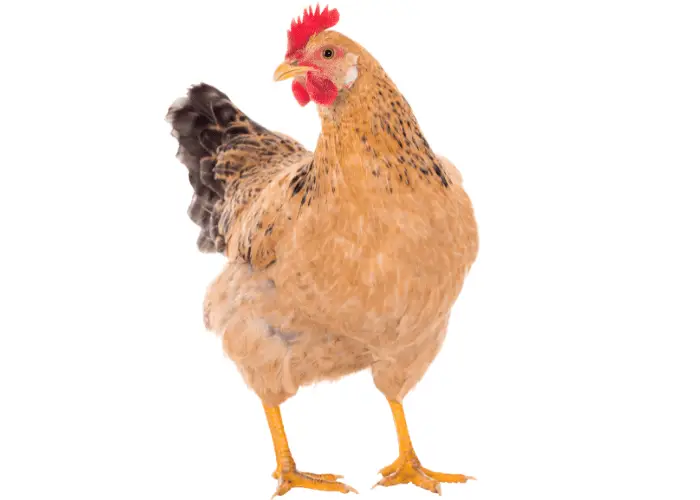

{"left": 166, "top": 5, "right": 478, "bottom": 496}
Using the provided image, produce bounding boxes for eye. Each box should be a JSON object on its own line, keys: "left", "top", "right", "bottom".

{"left": 322, "top": 48, "right": 335, "bottom": 59}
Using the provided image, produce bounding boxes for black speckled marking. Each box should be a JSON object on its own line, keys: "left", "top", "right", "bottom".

{"left": 290, "top": 169, "right": 308, "bottom": 196}
{"left": 226, "top": 125, "right": 249, "bottom": 136}
{"left": 432, "top": 162, "right": 450, "bottom": 187}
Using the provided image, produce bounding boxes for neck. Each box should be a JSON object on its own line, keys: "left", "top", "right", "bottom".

{"left": 312, "top": 56, "right": 450, "bottom": 197}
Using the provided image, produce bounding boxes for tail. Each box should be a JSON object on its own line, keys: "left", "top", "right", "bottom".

{"left": 166, "top": 84, "right": 249, "bottom": 253}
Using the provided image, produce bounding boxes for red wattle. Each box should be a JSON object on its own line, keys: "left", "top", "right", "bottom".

{"left": 306, "top": 72, "right": 338, "bottom": 106}
{"left": 292, "top": 80, "right": 310, "bottom": 106}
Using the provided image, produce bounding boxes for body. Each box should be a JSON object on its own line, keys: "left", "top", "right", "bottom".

{"left": 168, "top": 8, "right": 478, "bottom": 495}
{"left": 205, "top": 35, "right": 477, "bottom": 405}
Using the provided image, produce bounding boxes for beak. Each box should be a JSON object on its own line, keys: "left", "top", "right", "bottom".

{"left": 273, "top": 62, "right": 314, "bottom": 82}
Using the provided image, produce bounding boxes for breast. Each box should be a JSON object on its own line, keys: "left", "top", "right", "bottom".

{"left": 268, "top": 185, "right": 477, "bottom": 338}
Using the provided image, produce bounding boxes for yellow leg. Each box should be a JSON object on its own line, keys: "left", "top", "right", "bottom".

{"left": 374, "top": 399, "right": 475, "bottom": 495}
{"left": 263, "top": 404, "right": 357, "bottom": 497}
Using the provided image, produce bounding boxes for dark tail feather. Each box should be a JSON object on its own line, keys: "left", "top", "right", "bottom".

{"left": 166, "top": 84, "right": 242, "bottom": 253}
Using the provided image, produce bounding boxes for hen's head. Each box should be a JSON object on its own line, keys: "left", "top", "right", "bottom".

{"left": 273, "top": 5, "right": 361, "bottom": 107}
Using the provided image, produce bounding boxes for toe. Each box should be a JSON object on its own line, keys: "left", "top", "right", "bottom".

{"left": 273, "top": 471, "right": 356, "bottom": 496}
{"left": 422, "top": 468, "right": 473, "bottom": 483}
{"left": 303, "top": 472, "right": 344, "bottom": 481}
{"left": 379, "top": 457, "right": 402, "bottom": 476}
{"left": 412, "top": 470, "right": 442, "bottom": 495}
{"left": 374, "top": 471, "right": 406, "bottom": 489}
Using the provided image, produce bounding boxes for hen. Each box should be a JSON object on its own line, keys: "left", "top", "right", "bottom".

{"left": 167, "top": 5, "right": 478, "bottom": 496}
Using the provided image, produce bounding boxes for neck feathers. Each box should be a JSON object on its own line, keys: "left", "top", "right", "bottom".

{"left": 313, "top": 56, "right": 452, "bottom": 196}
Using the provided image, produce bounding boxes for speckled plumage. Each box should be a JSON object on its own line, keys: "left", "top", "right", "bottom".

{"left": 167, "top": 30, "right": 478, "bottom": 407}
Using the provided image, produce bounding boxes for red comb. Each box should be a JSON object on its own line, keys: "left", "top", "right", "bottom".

{"left": 286, "top": 4, "right": 340, "bottom": 58}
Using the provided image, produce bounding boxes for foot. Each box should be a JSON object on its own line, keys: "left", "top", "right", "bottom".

{"left": 374, "top": 451, "right": 475, "bottom": 495}
{"left": 272, "top": 466, "right": 357, "bottom": 497}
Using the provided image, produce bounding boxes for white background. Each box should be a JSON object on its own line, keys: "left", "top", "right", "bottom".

{"left": 1, "top": 1, "right": 699, "bottom": 499}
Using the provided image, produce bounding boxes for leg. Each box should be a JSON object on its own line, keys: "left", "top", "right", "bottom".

{"left": 264, "top": 404, "right": 357, "bottom": 497}
{"left": 374, "top": 399, "right": 475, "bottom": 494}
{"left": 371, "top": 323, "right": 474, "bottom": 495}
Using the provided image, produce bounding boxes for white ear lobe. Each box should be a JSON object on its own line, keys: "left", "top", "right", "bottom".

{"left": 344, "top": 66, "right": 359, "bottom": 87}
{"left": 343, "top": 53, "right": 359, "bottom": 88}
